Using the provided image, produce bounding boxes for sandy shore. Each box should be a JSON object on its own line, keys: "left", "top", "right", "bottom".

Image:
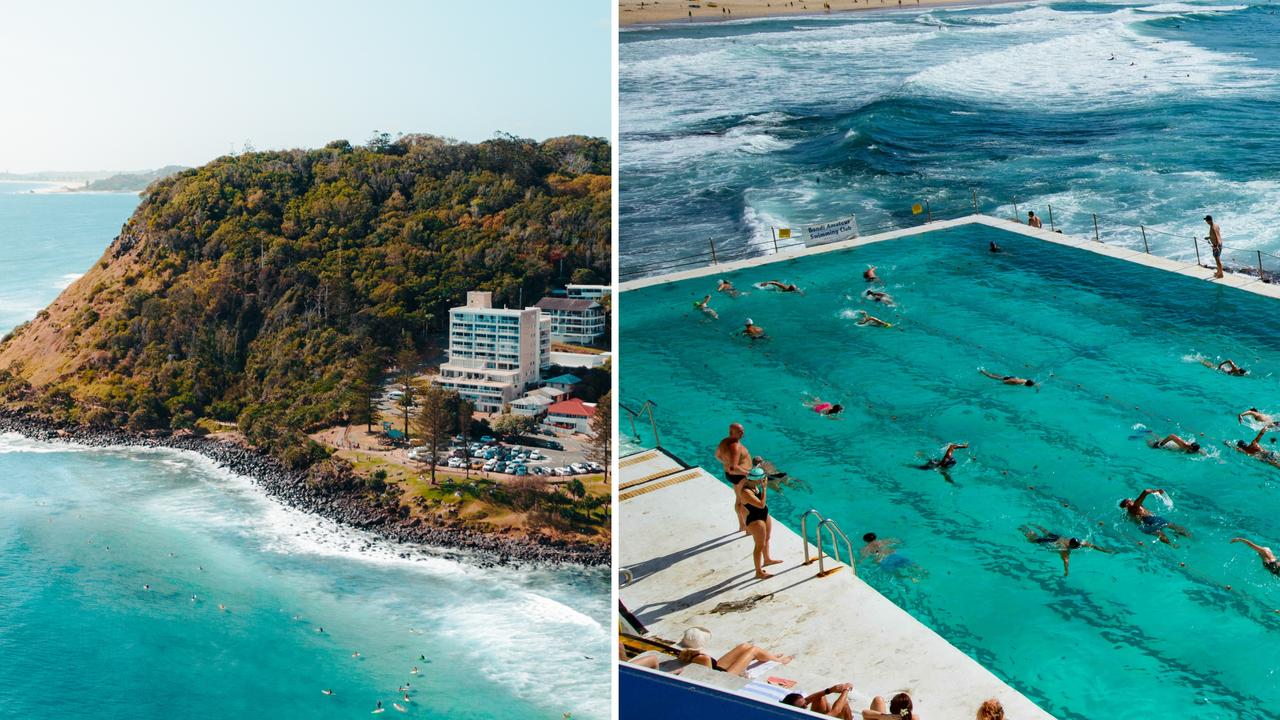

{"left": 620, "top": 0, "right": 1019, "bottom": 26}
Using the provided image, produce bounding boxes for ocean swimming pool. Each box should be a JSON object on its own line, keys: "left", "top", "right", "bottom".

{"left": 620, "top": 222, "right": 1280, "bottom": 718}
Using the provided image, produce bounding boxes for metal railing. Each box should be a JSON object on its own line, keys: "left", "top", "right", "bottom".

{"left": 621, "top": 189, "right": 1280, "bottom": 285}
{"left": 799, "top": 508, "right": 856, "bottom": 578}
{"left": 620, "top": 399, "right": 661, "bottom": 449}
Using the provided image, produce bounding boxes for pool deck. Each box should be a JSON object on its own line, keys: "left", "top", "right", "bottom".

{"left": 619, "top": 214, "right": 1280, "bottom": 301}
{"left": 618, "top": 449, "right": 1055, "bottom": 720}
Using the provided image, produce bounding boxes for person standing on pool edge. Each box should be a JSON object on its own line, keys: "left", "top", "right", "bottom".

{"left": 1205, "top": 215, "right": 1224, "bottom": 279}
{"left": 716, "top": 423, "right": 753, "bottom": 532}
{"left": 1027, "top": 210, "right": 1042, "bottom": 228}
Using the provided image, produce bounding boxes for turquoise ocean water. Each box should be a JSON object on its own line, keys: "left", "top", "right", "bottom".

{"left": 620, "top": 223, "right": 1280, "bottom": 718}
{"left": 620, "top": 1, "right": 1280, "bottom": 277}
{"left": 0, "top": 183, "right": 609, "bottom": 719}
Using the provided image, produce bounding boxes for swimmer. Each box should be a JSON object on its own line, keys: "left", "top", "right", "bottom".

{"left": 989, "top": 240, "right": 1001, "bottom": 253}
{"left": 1202, "top": 358, "right": 1247, "bottom": 376}
{"left": 1119, "top": 488, "right": 1190, "bottom": 545}
{"left": 1238, "top": 408, "right": 1276, "bottom": 427}
{"left": 1027, "top": 211, "right": 1042, "bottom": 228}
{"left": 143, "top": 584, "right": 150, "bottom": 591}
{"left": 219, "top": 604, "right": 227, "bottom": 611}
{"left": 859, "top": 532, "right": 919, "bottom": 577}
{"left": 1229, "top": 537, "right": 1280, "bottom": 577}
{"left": 863, "top": 289, "right": 895, "bottom": 306}
{"left": 1232, "top": 427, "right": 1280, "bottom": 468}
{"left": 805, "top": 398, "right": 844, "bottom": 416}
{"left": 419, "top": 654, "right": 426, "bottom": 661}
{"left": 752, "top": 455, "right": 789, "bottom": 483}
{"left": 852, "top": 310, "right": 892, "bottom": 328}
{"left": 918, "top": 442, "right": 968, "bottom": 471}
{"left": 761, "top": 280, "right": 802, "bottom": 293}
{"left": 198, "top": 566, "right": 204, "bottom": 572}
{"left": 979, "top": 369, "right": 1035, "bottom": 387}
{"left": 717, "top": 279, "right": 740, "bottom": 297}
{"left": 317, "top": 627, "right": 324, "bottom": 633}
{"left": 322, "top": 689, "right": 335, "bottom": 696}
{"left": 694, "top": 295, "right": 719, "bottom": 319}
{"left": 1021, "top": 525, "right": 1111, "bottom": 576}
{"left": 1147, "top": 433, "right": 1202, "bottom": 454}
{"left": 742, "top": 318, "right": 766, "bottom": 339}
{"left": 863, "top": 265, "right": 878, "bottom": 282}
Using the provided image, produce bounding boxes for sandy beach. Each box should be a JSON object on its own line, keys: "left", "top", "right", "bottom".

{"left": 620, "top": 0, "right": 1018, "bottom": 26}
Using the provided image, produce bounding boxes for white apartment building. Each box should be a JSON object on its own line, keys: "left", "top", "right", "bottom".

{"left": 565, "top": 284, "right": 611, "bottom": 301}
{"left": 433, "top": 291, "right": 551, "bottom": 413}
{"left": 535, "top": 297, "right": 607, "bottom": 345}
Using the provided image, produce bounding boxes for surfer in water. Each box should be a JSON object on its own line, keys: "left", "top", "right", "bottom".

{"left": 1021, "top": 525, "right": 1111, "bottom": 576}
{"left": 322, "top": 689, "right": 335, "bottom": 696}
{"left": 979, "top": 369, "right": 1035, "bottom": 386}
{"left": 1119, "top": 488, "right": 1190, "bottom": 545}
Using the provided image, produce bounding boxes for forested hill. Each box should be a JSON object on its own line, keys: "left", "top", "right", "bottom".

{"left": 80, "top": 165, "right": 188, "bottom": 192}
{"left": 0, "top": 134, "right": 610, "bottom": 468}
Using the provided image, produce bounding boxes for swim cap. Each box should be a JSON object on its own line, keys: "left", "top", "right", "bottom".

{"left": 748, "top": 466, "right": 766, "bottom": 480}
{"left": 745, "top": 318, "right": 754, "bottom": 325}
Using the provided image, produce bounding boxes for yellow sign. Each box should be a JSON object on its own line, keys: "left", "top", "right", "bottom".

{"left": 911, "top": 203, "right": 923, "bottom": 215}
{"left": 777, "top": 228, "right": 791, "bottom": 239}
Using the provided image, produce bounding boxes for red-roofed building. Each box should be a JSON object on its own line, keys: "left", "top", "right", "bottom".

{"left": 545, "top": 398, "right": 598, "bottom": 434}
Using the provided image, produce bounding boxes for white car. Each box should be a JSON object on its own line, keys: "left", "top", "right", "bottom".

{"left": 570, "top": 463, "right": 587, "bottom": 474}
{"left": 447, "top": 458, "right": 463, "bottom": 468}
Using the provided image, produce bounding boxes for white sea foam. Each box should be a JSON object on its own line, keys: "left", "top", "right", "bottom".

{"left": 1135, "top": 3, "right": 1248, "bottom": 15}
{"left": 53, "top": 272, "right": 82, "bottom": 289}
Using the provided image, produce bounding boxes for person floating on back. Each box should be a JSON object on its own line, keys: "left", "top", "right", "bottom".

{"left": 1230, "top": 537, "right": 1280, "bottom": 577}
{"left": 979, "top": 368, "right": 1035, "bottom": 386}
{"left": 742, "top": 318, "right": 766, "bottom": 339}
{"left": 1119, "top": 488, "right": 1190, "bottom": 545}
{"left": 1205, "top": 214, "right": 1225, "bottom": 278}
{"left": 1027, "top": 211, "right": 1042, "bottom": 228}
{"left": 1021, "top": 524, "right": 1111, "bottom": 576}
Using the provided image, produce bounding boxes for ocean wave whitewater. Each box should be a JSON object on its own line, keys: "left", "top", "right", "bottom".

{"left": 620, "top": 0, "right": 1280, "bottom": 277}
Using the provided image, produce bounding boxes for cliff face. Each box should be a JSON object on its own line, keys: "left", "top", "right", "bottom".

{"left": 0, "top": 134, "right": 611, "bottom": 466}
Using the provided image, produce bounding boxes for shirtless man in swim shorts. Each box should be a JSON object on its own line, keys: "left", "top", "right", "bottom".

{"left": 1233, "top": 427, "right": 1280, "bottom": 468}
{"left": 1021, "top": 525, "right": 1110, "bottom": 576}
{"left": 1202, "top": 358, "right": 1247, "bottom": 376}
{"left": 716, "top": 423, "right": 753, "bottom": 532}
{"left": 1148, "top": 433, "right": 1203, "bottom": 454}
{"left": 762, "top": 280, "right": 802, "bottom": 293}
{"left": 864, "top": 289, "right": 895, "bottom": 306}
{"left": 743, "top": 318, "right": 766, "bottom": 339}
{"left": 863, "top": 265, "right": 878, "bottom": 282}
{"left": 1119, "top": 488, "right": 1190, "bottom": 545}
{"left": 852, "top": 310, "right": 892, "bottom": 328}
{"left": 1205, "top": 215, "right": 1224, "bottom": 279}
{"left": 717, "top": 279, "right": 740, "bottom": 297}
{"left": 1238, "top": 407, "right": 1276, "bottom": 428}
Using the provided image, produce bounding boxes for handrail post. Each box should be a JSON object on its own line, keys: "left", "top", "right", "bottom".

{"left": 925, "top": 198, "right": 932, "bottom": 223}
{"left": 1194, "top": 236, "right": 1202, "bottom": 266}
{"left": 1012, "top": 196, "right": 1019, "bottom": 222}
{"left": 708, "top": 237, "right": 718, "bottom": 265}
{"left": 1259, "top": 250, "right": 1265, "bottom": 281}
{"left": 1092, "top": 213, "right": 1100, "bottom": 242}
{"left": 799, "top": 509, "right": 824, "bottom": 565}
{"left": 771, "top": 227, "right": 779, "bottom": 254}
{"left": 1047, "top": 203, "right": 1055, "bottom": 232}
{"left": 645, "top": 402, "right": 661, "bottom": 449}
{"left": 971, "top": 188, "right": 978, "bottom": 214}
{"left": 1140, "top": 225, "right": 1149, "bottom": 254}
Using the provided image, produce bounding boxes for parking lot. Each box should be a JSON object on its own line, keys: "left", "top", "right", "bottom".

{"left": 411, "top": 432, "right": 602, "bottom": 480}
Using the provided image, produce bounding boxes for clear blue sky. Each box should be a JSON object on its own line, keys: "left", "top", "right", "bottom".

{"left": 0, "top": 0, "right": 611, "bottom": 173}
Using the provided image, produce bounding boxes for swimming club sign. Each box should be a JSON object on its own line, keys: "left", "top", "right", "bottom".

{"left": 800, "top": 216, "right": 859, "bottom": 247}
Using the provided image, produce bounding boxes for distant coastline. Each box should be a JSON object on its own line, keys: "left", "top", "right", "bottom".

{"left": 619, "top": 0, "right": 1021, "bottom": 27}
{"left": 0, "top": 408, "right": 609, "bottom": 568}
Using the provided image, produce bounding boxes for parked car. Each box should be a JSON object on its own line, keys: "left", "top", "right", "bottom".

{"left": 515, "top": 465, "right": 528, "bottom": 476}
{"left": 447, "top": 458, "right": 464, "bottom": 468}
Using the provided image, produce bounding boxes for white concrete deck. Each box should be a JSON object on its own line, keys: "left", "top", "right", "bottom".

{"left": 619, "top": 455, "right": 1054, "bottom": 720}
{"left": 620, "top": 214, "right": 1280, "bottom": 302}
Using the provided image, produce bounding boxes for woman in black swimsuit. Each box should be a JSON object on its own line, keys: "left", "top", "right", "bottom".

{"left": 739, "top": 467, "right": 781, "bottom": 579}
{"left": 1231, "top": 537, "right": 1280, "bottom": 577}
{"left": 675, "top": 627, "right": 794, "bottom": 676}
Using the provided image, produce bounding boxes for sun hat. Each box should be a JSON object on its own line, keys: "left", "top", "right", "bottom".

{"left": 748, "top": 466, "right": 766, "bottom": 480}
{"left": 678, "top": 627, "right": 712, "bottom": 650}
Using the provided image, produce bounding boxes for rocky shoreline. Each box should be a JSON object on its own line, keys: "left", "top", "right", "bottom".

{"left": 0, "top": 409, "right": 609, "bottom": 568}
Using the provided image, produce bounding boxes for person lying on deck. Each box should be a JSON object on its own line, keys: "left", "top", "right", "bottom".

{"left": 784, "top": 683, "right": 855, "bottom": 720}
{"left": 674, "top": 627, "right": 793, "bottom": 677}
{"left": 1147, "top": 432, "right": 1202, "bottom": 454}
{"left": 863, "top": 692, "right": 920, "bottom": 720}
{"left": 978, "top": 369, "right": 1035, "bottom": 386}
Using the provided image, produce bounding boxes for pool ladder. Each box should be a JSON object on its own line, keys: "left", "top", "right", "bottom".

{"left": 620, "top": 400, "right": 661, "bottom": 448}
{"left": 799, "top": 509, "right": 856, "bottom": 578}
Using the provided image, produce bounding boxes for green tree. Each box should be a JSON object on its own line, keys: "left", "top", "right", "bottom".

{"left": 587, "top": 391, "right": 611, "bottom": 480}
{"left": 395, "top": 345, "right": 419, "bottom": 438}
{"left": 491, "top": 413, "right": 536, "bottom": 437}
{"left": 457, "top": 396, "right": 474, "bottom": 480}
{"left": 414, "top": 384, "right": 456, "bottom": 484}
